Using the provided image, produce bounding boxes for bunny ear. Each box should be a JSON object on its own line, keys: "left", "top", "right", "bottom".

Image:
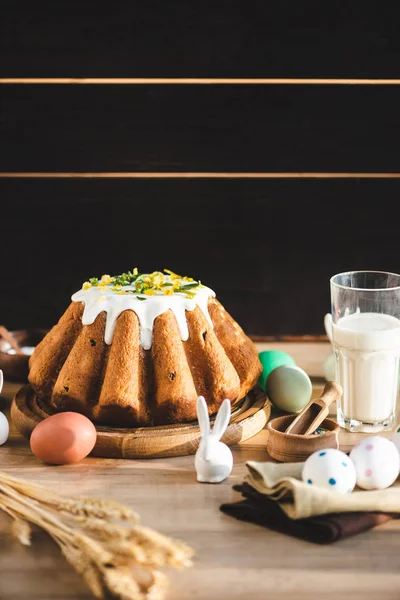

{"left": 196, "top": 396, "right": 210, "bottom": 437}
{"left": 0, "top": 370, "right": 3, "bottom": 395}
{"left": 211, "top": 399, "right": 231, "bottom": 440}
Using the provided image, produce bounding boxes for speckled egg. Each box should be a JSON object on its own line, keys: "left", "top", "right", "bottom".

{"left": 0, "top": 411, "right": 9, "bottom": 445}
{"left": 265, "top": 364, "right": 312, "bottom": 413}
{"left": 302, "top": 448, "right": 357, "bottom": 494}
{"left": 258, "top": 350, "right": 296, "bottom": 391}
{"left": 349, "top": 436, "right": 400, "bottom": 490}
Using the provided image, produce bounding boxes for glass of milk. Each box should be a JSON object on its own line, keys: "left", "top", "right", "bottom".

{"left": 328, "top": 270, "right": 400, "bottom": 433}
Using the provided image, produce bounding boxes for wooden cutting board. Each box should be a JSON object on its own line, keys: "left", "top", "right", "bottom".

{"left": 10, "top": 384, "right": 271, "bottom": 459}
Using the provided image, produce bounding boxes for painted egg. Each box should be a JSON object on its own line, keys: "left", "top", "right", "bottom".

{"left": 30, "top": 412, "right": 97, "bottom": 465}
{"left": 349, "top": 436, "right": 400, "bottom": 490}
{"left": 323, "top": 351, "right": 336, "bottom": 382}
{"left": 392, "top": 425, "right": 400, "bottom": 457}
{"left": 302, "top": 448, "right": 357, "bottom": 494}
{"left": 265, "top": 364, "right": 312, "bottom": 413}
{"left": 0, "top": 411, "right": 9, "bottom": 445}
{"left": 258, "top": 350, "right": 296, "bottom": 391}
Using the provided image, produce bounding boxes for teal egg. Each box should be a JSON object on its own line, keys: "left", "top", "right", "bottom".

{"left": 258, "top": 350, "right": 296, "bottom": 391}
{"left": 265, "top": 364, "right": 312, "bottom": 414}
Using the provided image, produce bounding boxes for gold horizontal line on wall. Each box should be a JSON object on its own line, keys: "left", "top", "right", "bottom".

{"left": 2, "top": 78, "right": 400, "bottom": 85}
{"left": 1, "top": 173, "right": 400, "bottom": 179}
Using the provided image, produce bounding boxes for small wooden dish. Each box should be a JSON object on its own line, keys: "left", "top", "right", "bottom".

{"left": 266, "top": 413, "right": 340, "bottom": 462}
{"left": 0, "top": 328, "right": 48, "bottom": 382}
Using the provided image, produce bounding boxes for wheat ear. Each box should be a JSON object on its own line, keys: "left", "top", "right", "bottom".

{"left": 0, "top": 471, "right": 194, "bottom": 600}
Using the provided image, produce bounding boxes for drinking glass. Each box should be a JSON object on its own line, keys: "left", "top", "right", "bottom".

{"left": 326, "top": 270, "right": 400, "bottom": 433}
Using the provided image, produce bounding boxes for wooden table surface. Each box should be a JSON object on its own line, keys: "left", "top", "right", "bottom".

{"left": 1, "top": 341, "right": 400, "bottom": 600}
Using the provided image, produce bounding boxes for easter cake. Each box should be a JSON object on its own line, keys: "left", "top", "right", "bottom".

{"left": 28, "top": 269, "right": 262, "bottom": 427}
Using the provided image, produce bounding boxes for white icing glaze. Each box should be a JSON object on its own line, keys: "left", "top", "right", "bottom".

{"left": 71, "top": 277, "right": 216, "bottom": 350}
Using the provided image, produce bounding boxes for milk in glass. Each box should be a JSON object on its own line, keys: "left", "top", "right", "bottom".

{"left": 332, "top": 312, "right": 400, "bottom": 427}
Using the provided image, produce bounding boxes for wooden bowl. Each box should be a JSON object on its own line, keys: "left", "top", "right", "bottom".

{"left": 266, "top": 413, "right": 340, "bottom": 462}
{"left": 0, "top": 329, "right": 48, "bottom": 382}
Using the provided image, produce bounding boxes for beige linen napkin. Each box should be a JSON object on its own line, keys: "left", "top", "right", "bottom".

{"left": 245, "top": 460, "right": 400, "bottom": 520}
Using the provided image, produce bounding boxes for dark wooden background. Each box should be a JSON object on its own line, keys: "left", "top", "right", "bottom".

{"left": 1, "top": 3, "right": 400, "bottom": 338}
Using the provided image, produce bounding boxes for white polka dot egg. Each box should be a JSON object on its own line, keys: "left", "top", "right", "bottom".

{"left": 349, "top": 436, "right": 400, "bottom": 490}
{"left": 302, "top": 448, "right": 357, "bottom": 494}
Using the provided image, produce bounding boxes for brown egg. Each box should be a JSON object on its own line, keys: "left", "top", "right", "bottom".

{"left": 30, "top": 412, "right": 97, "bottom": 465}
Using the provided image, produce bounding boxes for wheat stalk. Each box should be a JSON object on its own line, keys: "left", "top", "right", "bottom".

{"left": 0, "top": 471, "right": 194, "bottom": 599}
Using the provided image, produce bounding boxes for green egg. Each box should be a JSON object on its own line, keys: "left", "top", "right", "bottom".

{"left": 323, "top": 352, "right": 336, "bottom": 382}
{"left": 265, "top": 364, "right": 312, "bottom": 414}
{"left": 258, "top": 350, "right": 296, "bottom": 391}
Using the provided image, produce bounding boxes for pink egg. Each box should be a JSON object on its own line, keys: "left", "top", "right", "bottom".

{"left": 30, "top": 412, "right": 97, "bottom": 465}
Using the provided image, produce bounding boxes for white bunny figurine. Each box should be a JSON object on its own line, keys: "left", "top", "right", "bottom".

{"left": 195, "top": 395, "right": 233, "bottom": 483}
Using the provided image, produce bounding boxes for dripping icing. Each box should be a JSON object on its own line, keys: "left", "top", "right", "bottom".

{"left": 71, "top": 278, "right": 216, "bottom": 350}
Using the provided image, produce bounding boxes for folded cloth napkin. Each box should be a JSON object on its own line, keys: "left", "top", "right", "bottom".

{"left": 220, "top": 461, "right": 400, "bottom": 544}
